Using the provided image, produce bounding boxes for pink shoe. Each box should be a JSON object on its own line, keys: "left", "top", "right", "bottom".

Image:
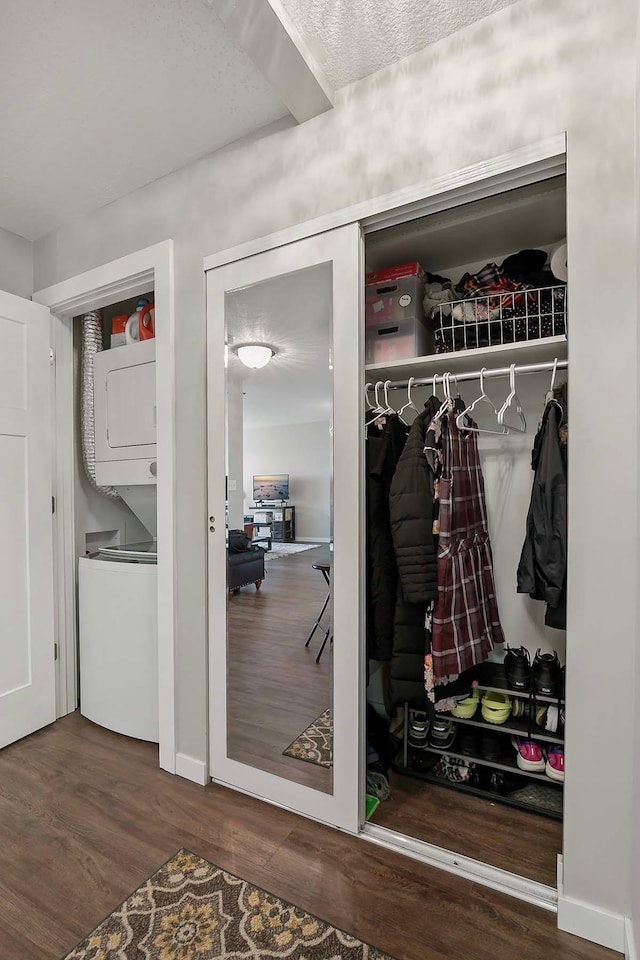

{"left": 512, "top": 737, "right": 545, "bottom": 772}
{"left": 546, "top": 746, "right": 564, "bottom": 782}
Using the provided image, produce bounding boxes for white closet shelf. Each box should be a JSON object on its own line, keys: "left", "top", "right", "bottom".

{"left": 364, "top": 335, "right": 567, "bottom": 383}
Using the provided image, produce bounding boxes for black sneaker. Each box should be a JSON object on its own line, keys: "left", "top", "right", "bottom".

{"left": 407, "top": 711, "right": 430, "bottom": 750}
{"left": 429, "top": 717, "right": 456, "bottom": 750}
{"left": 489, "top": 771, "right": 519, "bottom": 795}
{"left": 480, "top": 735, "right": 502, "bottom": 763}
{"left": 458, "top": 733, "right": 478, "bottom": 757}
{"left": 533, "top": 650, "right": 562, "bottom": 697}
{"left": 504, "top": 646, "right": 531, "bottom": 690}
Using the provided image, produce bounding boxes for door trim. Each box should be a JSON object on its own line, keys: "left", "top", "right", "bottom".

{"left": 204, "top": 134, "right": 566, "bottom": 271}
{"left": 33, "top": 240, "right": 177, "bottom": 775}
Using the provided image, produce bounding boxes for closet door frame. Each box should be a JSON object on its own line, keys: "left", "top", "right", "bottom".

{"left": 204, "top": 134, "right": 567, "bottom": 914}
{"left": 206, "top": 223, "right": 364, "bottom": 834}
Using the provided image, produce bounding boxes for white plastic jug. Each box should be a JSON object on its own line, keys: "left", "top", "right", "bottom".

{"left": 125, "top": 298, "right": 150, "bottom": 344}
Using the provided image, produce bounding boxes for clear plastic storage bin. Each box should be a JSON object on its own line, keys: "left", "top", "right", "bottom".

{"left": 365, "top": 276, "right": 432, "bottom": 363}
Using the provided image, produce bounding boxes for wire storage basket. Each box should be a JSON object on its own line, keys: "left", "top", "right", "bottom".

{"left": 432, "top": 285, "right": 566, "bottom": 354}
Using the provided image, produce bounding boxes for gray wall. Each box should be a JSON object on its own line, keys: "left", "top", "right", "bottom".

{"left": 32, "top": 0, "right": 638, "bottom": 922}
{"left": 0, "top": 226, "right": 32, "bottom": 299}
{"left": 630, "top": 11, "right": 640, "bottom": 954}
{"left": 243, "top": 421, "right": 331, "bottom": 541}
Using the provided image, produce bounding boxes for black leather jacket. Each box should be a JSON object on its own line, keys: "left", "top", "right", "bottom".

{"left": 517, "top": 401, "right": 567, "bottom": 609}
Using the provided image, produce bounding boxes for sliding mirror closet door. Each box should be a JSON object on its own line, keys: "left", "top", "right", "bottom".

{"left": 207, "top": 224, "right": 362, "bottom": 832}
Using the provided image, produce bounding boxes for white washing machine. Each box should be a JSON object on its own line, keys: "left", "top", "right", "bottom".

{"left": 79, "top": 543, "right": 158, "bottom": 742}
{"left": 79, "top": 339, "right": 159, "bottom": 741}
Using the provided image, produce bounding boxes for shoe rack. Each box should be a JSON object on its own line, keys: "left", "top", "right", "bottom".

{"left": 395, "top": 663, "right": 565, "bottom": 821}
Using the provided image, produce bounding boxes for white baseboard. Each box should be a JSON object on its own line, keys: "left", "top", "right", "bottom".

{"left": 296, "top": 537, "right": 330, "bottom": 543}
{"left": 626, "top": 917, "right": 637, "bottom": 960}
{"left": 557, "top": 895, "right": 625, "bottom": 953}
{"left": 175, "top": 752, "right": 209, "bottom": 786}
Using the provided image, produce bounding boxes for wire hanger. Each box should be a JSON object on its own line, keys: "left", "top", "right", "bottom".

{"left": 382, "top": 380, "right": 395, "bottom": 415}
{"left": 497, "top": 363, "right": 527, "bottom": 433}
{"left": 456, "top": 367, "right": 507, "bottom": 435}
{"left": 433, "top": 371, "right": 454, "bottom": 423}
{"left": 365, "top": 380, "right": 391, "bottom": 428}
{"left": 544, "top": 357, "right": 565, "bottom": 424}
{"left": 364, "top": 382, "right": 376, "bottom": 412}
{"left": 397, "top": 376, "right": 419, "bottom": 424}
{"left": 546, "top": 358, "right": 558, "bottom": 403}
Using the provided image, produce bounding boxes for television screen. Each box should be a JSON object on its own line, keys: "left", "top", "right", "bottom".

{"left": 253, "top": 474, "right": 289, "bottom": 502}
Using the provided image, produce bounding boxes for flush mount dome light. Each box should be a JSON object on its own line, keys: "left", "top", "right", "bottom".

{"left": 235, "top": 344, "right": 274, "bottom": 369}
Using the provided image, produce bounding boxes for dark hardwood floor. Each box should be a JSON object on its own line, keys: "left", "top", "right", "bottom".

{"left": 227, "top": 544, "right": 562, "bottom": 887}
{"left": 372, "top": 770, "right": 563, "bottom": 888}
{"left": 227, "top": 545, "right": 332, "bottom": 791}
{"left": 0, "top": 713, "right": 614, "bottom": 960}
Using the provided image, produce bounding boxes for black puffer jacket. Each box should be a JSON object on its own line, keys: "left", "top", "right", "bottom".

{"left": 389, "top": 597, "right": 429, "bottom": 706}
{"left": 517, "top": 400, "right": 567, "bottom": 610}
{"left": 388, "top": 399, "right": 439, "bottom": 604}
{"left": 366, "top": 415, "right": 408, "bottom": 661}
{"left": 388, "top": 398, "right": 439, "bottom": 705}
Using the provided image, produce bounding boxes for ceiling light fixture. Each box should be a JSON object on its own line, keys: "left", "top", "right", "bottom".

{"left": 235, "top": 344, "right": 275, "bottom": 369}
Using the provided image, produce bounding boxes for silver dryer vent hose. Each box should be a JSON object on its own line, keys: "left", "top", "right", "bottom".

{"left": 80, "top": 311, "right": 119, "bottom": 499}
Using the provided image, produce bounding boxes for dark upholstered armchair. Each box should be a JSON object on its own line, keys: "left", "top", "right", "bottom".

{"left": 227, "top": 545, "right": 265, "bottom": 594}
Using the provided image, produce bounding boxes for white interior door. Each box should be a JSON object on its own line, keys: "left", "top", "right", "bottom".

{"left": 0, "top": 290, "right": 56, "bottom": 749}
{"left": 207, "top": 224, "right": 363, "bottom": 832}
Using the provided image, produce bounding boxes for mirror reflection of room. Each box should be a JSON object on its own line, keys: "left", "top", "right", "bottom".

{"left": 225, "top": 264, "right": 334, "bottom": 793}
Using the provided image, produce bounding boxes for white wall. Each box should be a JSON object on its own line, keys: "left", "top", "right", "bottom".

{"left": 32, "top": 0, "right": 638, "bottom": 926}
{"left": 243, "top": 420, "right": 331, "bottom": 541}
{"left": 0, "top": 226, "right": 32, "bottom": 299}
{"left": 226, "top": 378, "right": 245, "bottom": 529}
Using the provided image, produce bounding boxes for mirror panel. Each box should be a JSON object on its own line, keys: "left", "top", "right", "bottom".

{"left": 225, "top": 262, "right": 333, "bottom": 794}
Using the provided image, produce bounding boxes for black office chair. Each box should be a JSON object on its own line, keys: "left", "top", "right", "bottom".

{"left": 305, "top": 562, "right": 332, "bottom": 663}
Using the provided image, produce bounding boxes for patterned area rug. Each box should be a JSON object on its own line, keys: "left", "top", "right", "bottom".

{"left": 263, "top": 542, "right": 323, "bottom": 562}
{"left": 62, "top": 850, "right": 389, "bottom": 959}
{"left": 283, "top": 709, "right": 333, "bottom": 768}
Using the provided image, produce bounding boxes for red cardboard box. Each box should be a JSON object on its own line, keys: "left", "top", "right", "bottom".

{"left": 365, "top": 262, "right": 426, "bottom": 285}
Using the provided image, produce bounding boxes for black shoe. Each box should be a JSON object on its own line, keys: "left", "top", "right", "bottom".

{"left": 407, "top": 711, "right": 430, "bottom": 750}
{"left": 458, "top": 733, "right": 478, "bottom": 757}
{"left": 504, "top": 646, "right": 531, "bottom": 691}
{"left": 489, "top": 771, "right": 518, "bottom": 795}
{"left": 429, "top": 717, "right": 456, "bottom": 750}
{"left": 533, "top": 649, "right": 561, "bottom": 697}
{"left": 481, "top": 736, "right": 502, "bottom": 763}
{"left": 468, "top": 767, "right": 490, "bottom": 790}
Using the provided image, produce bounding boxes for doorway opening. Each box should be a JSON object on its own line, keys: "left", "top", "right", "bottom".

{"left": 34, "top": 241, "right": 177, "bottom": 774}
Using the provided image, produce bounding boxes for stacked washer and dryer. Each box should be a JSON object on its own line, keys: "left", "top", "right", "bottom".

{"left": 78, "top": 335, "right": 159, "bottom": 743}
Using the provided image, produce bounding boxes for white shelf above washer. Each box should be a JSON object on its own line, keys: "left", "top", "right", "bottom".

{"left": 364, "top": 335, "right": 567, "bottom": 383}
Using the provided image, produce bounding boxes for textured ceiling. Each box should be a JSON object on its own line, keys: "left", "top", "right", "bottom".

{"left": 280, "top": 0, "right": 521, "bottom": 87}
{"left": 0, "top": 0, "right": 288, "bottom": 240}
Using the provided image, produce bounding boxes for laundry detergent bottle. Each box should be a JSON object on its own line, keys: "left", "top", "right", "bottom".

{"left": 125, "top": 298, "right": 150, "bottom": 344}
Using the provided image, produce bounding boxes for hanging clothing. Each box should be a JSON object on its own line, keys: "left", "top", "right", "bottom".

{"left": 431, "top": 412, "right": 504, "bottom": 678}
{"left": 389, "top": 596, "right": 430, "bottom": 706}
{"left": 365, "top": 414, "right": 408, "bottom": 661}
{"left": 517, "top": 398, "right": 567, "bottom": 628}
{"left": 388, "top": 401, "right": 439, "bottom": 604}
{"left": 387, "top": 398, "right": 440, "bottom": 706}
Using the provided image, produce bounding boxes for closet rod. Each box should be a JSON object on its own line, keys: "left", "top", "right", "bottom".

{"left": 381, "top": 358, "right": 568, "bottom": 390}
